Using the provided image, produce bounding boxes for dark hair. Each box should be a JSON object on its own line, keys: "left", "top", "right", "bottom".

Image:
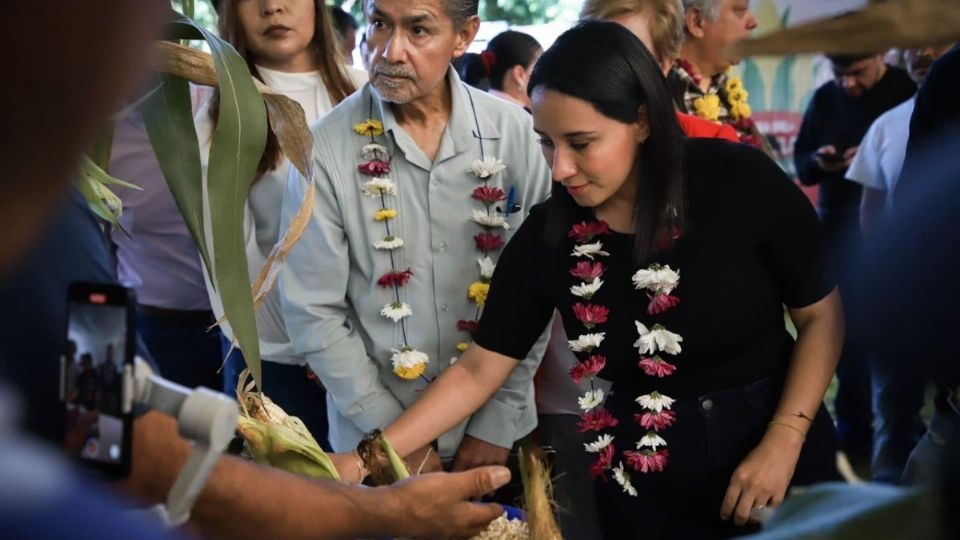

{"left": 211, "top": 1, "right": 357, "bottom": 178}
{"left": 330, "top": 5, "right": 359, "bottom": 37}
{"left": 484, "top": 30, "right": 542, "bottom": 91}
{"left": 529, "top": 20, "right": 684, "bottom": 264}
{"left": 827, "top": 53, "right": 876, "bottom": 68}
{"left": 364, "top": 0, "right": 477, "bottom": 28}
{"left": 455, "top": 51, "right": 492, "bottom": 90}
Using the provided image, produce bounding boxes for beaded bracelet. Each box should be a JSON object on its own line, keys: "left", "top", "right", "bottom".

{"left": 772, "top": 411, "right": 813, "bottom": 423}
{"left": 768, "top": 421, "right": 807, "bottom": 442}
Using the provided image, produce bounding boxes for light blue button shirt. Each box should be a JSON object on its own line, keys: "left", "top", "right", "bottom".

{"left": 279, "top": 67, "right": 552, "bottom": 455}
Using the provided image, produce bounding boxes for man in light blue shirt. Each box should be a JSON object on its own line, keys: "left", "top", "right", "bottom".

{"left": 279, "top": 0, "right": 552, "bottom": 473}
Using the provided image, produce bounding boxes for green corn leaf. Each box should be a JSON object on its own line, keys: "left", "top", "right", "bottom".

{"left": 77, "top": 154, "right": 141, "bottom": 230}
{"left": 89, "top": 128, "right": 114, "bottom": 172}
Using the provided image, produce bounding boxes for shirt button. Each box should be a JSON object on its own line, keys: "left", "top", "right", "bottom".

{"left": 701, "top": 398, "right": 714, "bottom": 411}
{"left": 438, "top": 241, "right": 446, "bottom": 251}
{"left": 441, "top": 304, "right": 449, "bottom": 312}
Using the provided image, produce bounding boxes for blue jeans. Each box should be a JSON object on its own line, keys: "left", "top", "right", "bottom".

{"left": 221, "top": 339, "right": 331, "bottom": 451}
{"left": 136, "top": 306, "right": 224, "bottom": 391}
{"left": 871, "top": 352, "right": 927, "bottom": 483}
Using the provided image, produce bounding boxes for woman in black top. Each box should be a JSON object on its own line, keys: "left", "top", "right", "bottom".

{"left": 356, "top": 21, "right": 843, "bottom": 537}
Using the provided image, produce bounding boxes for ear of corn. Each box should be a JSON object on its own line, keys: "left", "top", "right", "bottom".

{"left": 235, "top": 369, "right": 340, "bottom": 481}
{"left": 519, "top": 447, "right": 562, "bottom": 540}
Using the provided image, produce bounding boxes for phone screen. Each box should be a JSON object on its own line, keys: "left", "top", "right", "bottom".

{"left": 62, "top": 282, "right": 135, "bottom": 477}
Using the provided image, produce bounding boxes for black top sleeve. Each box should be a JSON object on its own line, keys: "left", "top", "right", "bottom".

{"left": 474, "top": 204, "right": 556, "bottom": 360}
{"left": 739, "top": 146, "right": 834, "bottom": 307}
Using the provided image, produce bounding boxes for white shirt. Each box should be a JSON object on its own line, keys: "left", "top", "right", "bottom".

{"left": 195, "top": 65, "right": 366, "bottom": 363}
{"left": 846, "top": 96, "right": 916, "bottom": 209}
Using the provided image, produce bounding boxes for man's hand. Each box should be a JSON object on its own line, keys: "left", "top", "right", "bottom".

{"left": 384, "top": 466, "right": 511, "bottom": 539}
{"left": 451, "top": 435, "right": 510, "bottom": 472}
{"left": 814, "top": 144, "right": 846, "bottom": 172}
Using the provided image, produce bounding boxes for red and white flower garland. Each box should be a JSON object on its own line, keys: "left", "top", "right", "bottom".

{"left": 567, "top": 221, "right": 683, "bottom": 496}
{"left": 354, "top": 89, "right": 508, "bottom": 380}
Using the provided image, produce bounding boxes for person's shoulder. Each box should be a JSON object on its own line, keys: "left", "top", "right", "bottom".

{"left": 682, "top": 138, "right": 791, "bottom": 195}
{"left": 310, "top": 86, "right": 369, "bottom": 141}
{"left": 464, "top": 85, "right": 532, "bottom": 129}
{"left": 877, "top": 96, "right": 916, "bottom": 128}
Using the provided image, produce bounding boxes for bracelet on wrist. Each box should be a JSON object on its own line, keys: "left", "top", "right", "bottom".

{"left": 772, "top": 410, "right": 813, "bottom": 423}
{"left": 768, "top": 421, "right": 807, "bottom": 442}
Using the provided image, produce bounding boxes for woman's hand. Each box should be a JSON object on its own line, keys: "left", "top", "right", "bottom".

{"left": 720, "top": 425, "right": 804, "bottom": 526}
{"left": 330, "top": 451, "right": 366, "bottom": 484}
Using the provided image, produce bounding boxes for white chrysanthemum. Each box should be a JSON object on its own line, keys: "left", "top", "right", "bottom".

{"left": 568, "top": 332, "right": 605, "bottom": 352}
{"left": 478, "top": 257, "right": 496, "bottom": 279}
{"left": 468, "top": 157, "right": 506, "bottom": 179}
{"left": 638, "top": 432, "right": 668, "bottom": 451}
{"left": 578, "top": 388, "right": 605, "bottom": 412}
{"left": 631, "top": 264, "right": 680, "bottom": 294}
{"left": 470, "top": 209, "right": 509, "bottom": 229}
{"left": 584, "top": 434, "right": 614, "bottom": 453}
{"left": 633, "top": 321, "right": 683, "bottom": 355}
{"left": 612, "top": 462, "right": 638, "bottom": 497}
{"left": 380, "top": 302, "right": 412, "bottom": 322}
{"left": 570, "top": 278, "right": 604, "bottom": 299}
{"left": 390, "top": 347, "right": 428, "bottom": 369}
{"left": 635, "top": 392, "right": 676, "bottom": 413}
{"left": 571, "top": 241, "right": 610, "bottom": 260}
{"left": 373, "top": 236, "right": 404, "bottom": 250}
{"left": 361, "top": 177, "right": 397, "bottom": 197}
{"left": 361, "top": 142, "right": 390, "bottom": 161}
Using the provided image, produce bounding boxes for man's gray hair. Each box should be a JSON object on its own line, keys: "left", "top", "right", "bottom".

{"left": 444, "top": 0, "right": 479, "bottom": 28}
{"left": 682, "top": 0, "right": 723, "bottom": 21}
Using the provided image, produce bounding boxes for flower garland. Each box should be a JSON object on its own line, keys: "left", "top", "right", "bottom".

{"left": 567, "top": 221, "right": 683, "bottom": 497}
{"left": 353, "top": 88, "right": 508, "bottom": 381}
{"left": 675, "top": 60, "right": 764, "bottom": 149}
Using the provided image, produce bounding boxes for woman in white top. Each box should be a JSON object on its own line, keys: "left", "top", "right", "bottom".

{"left": 195, "top": 0, "right": 366, "bottom": 447}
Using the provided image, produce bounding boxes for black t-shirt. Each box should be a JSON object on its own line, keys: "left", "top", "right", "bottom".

{"left": 476, "top": 139, "right": 833, "bottom": 404}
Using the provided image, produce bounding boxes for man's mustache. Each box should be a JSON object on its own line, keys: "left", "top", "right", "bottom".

{"left": 376, "top": 65, "right": 416, "bottom": 79}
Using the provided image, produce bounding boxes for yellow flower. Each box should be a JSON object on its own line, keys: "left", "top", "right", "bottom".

{"left": 374, "top": 208, "right": 398, "bottom": 221}
{"left": 730, "top": 101, "right": 752, "bottom": 120}
{"left": 394, "top": 363, "right": 426, "bottom": 380}
{"left": 724, "top": 77, "right": 743, "bottom": 94}
{"left": 727, "top": 88, "right": 748, "bottom": 104}
{"left": 468, "top": 281, "right": 490, "bottom": 306}
{"left": 456, "top": 342, "right": 469, "bottom": 352}
{"left": 693, "top": 94, "right": 721, "bottom": 122}
{"left": 353, "top": 119, "right": 384, "bottom": 137}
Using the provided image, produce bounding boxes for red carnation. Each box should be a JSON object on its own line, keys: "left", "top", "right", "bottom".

{"left": 456, "top": 319, "right": 479, "bottom": 333}
{"left": 358, "top": 160, "right": 391, "bottom": 176}
{"left": 568, "top": 220, "right": 612, "bottom": 243}
{"left": 570, "top": 261, "right": 606, "bottom": 281}
{"left": 633, "top": 409, "right": 677, "bottom": 432}
{"left": 569, "top": 354, "right": 607, "bottom": 384}
{"left": 624, "top": 448, "right": 669, "bottom": 473}
{"left": 572, "top": 303, "right": 610, "bottom": 328}
{"left": 647, "top": 293, "right": 680, "bottom": 315}
{"left": 471, "top": 185, "right": 507, "bottom": 204}
{"left": 638, "top": 356, "right": 677, "bottom": 378}
{"left": 376, "top": 268, "right": 414, "bottom": 288}
{"left": 588, "top": 443, "right": 615, "bottom": 479}
{"left": 577, "top": 408, "right": 620, "bottom": 432}
{"left": 474, "top": 232, "right": 504, "bottom": 253}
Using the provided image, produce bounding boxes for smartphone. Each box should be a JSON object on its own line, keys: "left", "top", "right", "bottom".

{"left": 817, "top": 150, "right": 846, "bottom": 164}
{"left": 60, "top": 282, "right": 135, "bottom": 478}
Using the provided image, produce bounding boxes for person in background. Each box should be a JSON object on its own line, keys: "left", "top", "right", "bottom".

{"left": 794, "top": 51, "right": 916, "bottom": 475}
{"left": 458, "top": 30, "right": 542, "bottom": 112}
{"left": 196, "top": 0, "right": 366, "bottom": 447}
{"left": 341, "top": 20, "right": 844, "bottom": 538}
{"left": 330, "top": 5, "right": 360, "bottom": 66}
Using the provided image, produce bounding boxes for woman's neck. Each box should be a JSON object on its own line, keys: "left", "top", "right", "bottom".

{"left": 255, "top": 51, "right": 318, "bottom": 74}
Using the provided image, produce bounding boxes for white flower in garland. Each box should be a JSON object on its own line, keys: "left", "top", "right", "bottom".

{"left": 470, "top": 209, "right": 510, "bottom": 230}
{"left": 633, "top": 321, "right": 683, "bottom": 355}
{"left": 636, "top": 391, "right": 676, "bottom": 413}
{"left": 568, "top": 332, "right": 605, "bottom": 352}
{"left": 631, "top": 264, "right": 680, "bottom": 294}
{"left": 612, "top": 462, "right": 638, "bottom": 497}
{"left": 578, "top": 388, "right": 605, "bottom": 412}
{"left": 361, "top": 178, "right": 397, "bottom": 197}
{"left": 584, "top": 434, "right": 615, "bottom": 453}
{"left": 380, "top": 302, "right": 412, "bottom": 322}
{"left": 638, "top": 432, "right": 667, "bottom": 451}
{"left": 571, "top": 241, "right": 610, "bottom": 260}
{"left": 361, "top": 142, "right": 390, "bottom": 161}
{"left": 468, "top": 157, "right": 506, "bottom": 179}
{"left": 478, "top": 257, "right": 496, "bottom": 280}
{"left": 390, "top": 347, "right": 429, "bottom": 380}
{"left": 374, "top": 235, "right": 404, "bottom": 250}
{"left": 570, "top": 278, "right": 604, "bottom": 299}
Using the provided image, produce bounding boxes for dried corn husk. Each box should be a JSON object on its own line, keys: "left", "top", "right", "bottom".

{"left": 234, "top": 369, "right": 340, "bottom": 480}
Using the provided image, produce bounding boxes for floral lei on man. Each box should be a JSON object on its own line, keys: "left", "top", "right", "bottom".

{"left": 674, "top": 59, "right": 764, "bottom": 149}
{"left": 567, "top": 221, "right": 683, "bottom": 496}
{"left": 353, "top": 89, "right": 509, "bottom": 382}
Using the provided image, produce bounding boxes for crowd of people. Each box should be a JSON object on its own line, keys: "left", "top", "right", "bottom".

{"left": 1, "top": 0, "right": 957, "bottom": 539}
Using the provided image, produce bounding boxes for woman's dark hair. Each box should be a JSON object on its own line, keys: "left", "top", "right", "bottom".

{"left": 486, "top": 30, "right": 541, "bottom": 91}
{"left": 210, "top": 0, "right": 357, "bottom": 178}
{"left": 455, "top": 52, "right": 491, "bottom": 91}
{"left": 529, "top": 20, "right": 684, "bottom": 264}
